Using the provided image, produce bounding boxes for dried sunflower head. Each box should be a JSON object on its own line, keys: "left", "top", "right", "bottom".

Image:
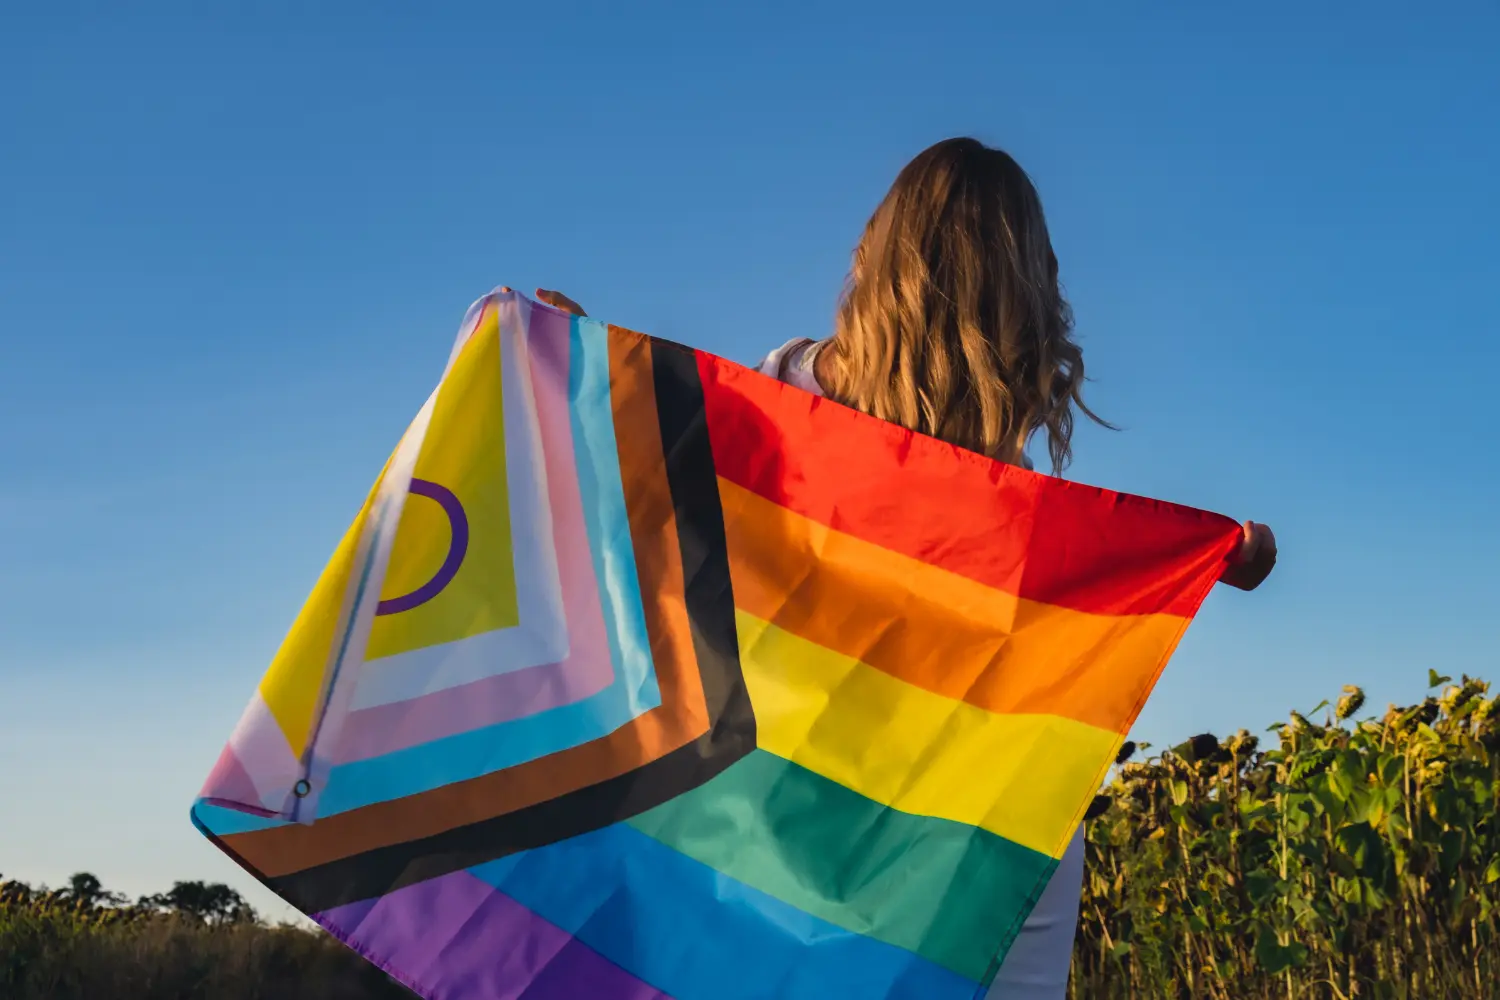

{"left": 1189, "top": 733, "right": 1221, "bottom": 760}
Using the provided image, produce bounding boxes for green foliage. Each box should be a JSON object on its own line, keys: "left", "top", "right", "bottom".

{"left": 138, "top": 880, "right": 259, "bottom": 924}
{"left": 0, "top": 874, "right": 411, "bottom": 1000}
{"left": 1072, "top": 675, "right": 1500, "bottom": 999}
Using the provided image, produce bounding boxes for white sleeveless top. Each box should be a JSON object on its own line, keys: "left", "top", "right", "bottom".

{"left": 755, "top": 338, "right": 1083, "bottom": 1000}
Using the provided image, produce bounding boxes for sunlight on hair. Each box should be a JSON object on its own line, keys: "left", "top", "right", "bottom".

{"left": 821, "top": 137, "right": 1111, "bottom": 472}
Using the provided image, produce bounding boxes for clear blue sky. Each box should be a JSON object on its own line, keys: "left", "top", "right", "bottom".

{"left": 3, "top": 3, "right": 1497, "bottom": 922}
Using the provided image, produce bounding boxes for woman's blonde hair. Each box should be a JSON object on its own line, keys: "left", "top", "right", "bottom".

{"left": 820, "top": 137, "right": 1108, "bottom": 472}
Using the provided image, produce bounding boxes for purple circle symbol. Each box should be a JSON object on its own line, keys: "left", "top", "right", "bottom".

{"left": 375, "top": 478, "right": 470, "bottom": 616}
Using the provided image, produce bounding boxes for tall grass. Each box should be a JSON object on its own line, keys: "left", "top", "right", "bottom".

{"left": 0, "top": 890, "right": 410, "bottom": 1000}
{"left": 1072, "top": 673, "right": 1500, "bottom": 999}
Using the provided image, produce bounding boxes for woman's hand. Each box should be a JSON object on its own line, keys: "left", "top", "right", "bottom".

{"left": 497, "top": 287, "right": 588, "bottom": 316}
{"left": 1221, "top": 521, "right": 1276, "bottom": 591}
{"left": 537, "top": 288, "right": 587, "bottom": 316}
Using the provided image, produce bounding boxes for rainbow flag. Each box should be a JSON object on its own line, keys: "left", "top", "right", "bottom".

{"left": 193, "top": 289, "right": 1242, "bottom": 999}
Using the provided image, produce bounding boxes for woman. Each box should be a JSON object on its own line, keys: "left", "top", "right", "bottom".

{"left": 530, "top": 136, "right": 1275, "bottom": 998}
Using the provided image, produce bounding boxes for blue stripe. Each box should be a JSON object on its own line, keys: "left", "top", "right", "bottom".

{"left": 469, "top": 823, "right": 983, "bottom": 1000}
{"left": 570, "top": 317, "right": 660, "bottom": 714}
{"left": 314, "top": 656, "right": 660, "bottom": 815}
{"left": 191, "top": 800, "right": 289, "bottom": 836}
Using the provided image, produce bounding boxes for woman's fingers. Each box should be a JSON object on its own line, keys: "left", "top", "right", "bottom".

{"left": 1256, "top": 522, "right": 1277, "bottom": 559}
{"left": 1239, "top": 521, "right": 1261, "bottom": 561}
{"left": 495, "top": 287, "right": 588, "bottom": 316}
{"left": 1221, "top": 521, "right": 1277, "bottom": 591}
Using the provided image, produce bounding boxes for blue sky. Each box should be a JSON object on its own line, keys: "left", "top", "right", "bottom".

{"left": 2, "top": 3, "right": 1497, "bottom": 922}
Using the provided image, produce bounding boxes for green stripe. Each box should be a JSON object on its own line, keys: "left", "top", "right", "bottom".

{"left": 625, "top": 749, "right": 1056, "bottom": 982}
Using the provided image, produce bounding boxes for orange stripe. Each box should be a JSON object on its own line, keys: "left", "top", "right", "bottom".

{"left": 607, "top": 326, "right": 707, "bottom": 735}
{"left": 224, "top": 330, "right": 708, "bottom": 877}
{"left": 721, "top": 478, "right": 1193, "bottom": 735}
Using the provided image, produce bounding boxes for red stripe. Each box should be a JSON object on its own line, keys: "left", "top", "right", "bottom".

{"left": 698, "top": 353, "right": 1241, "bottom": 618}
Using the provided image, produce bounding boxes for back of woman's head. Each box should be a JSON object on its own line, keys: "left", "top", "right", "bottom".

{"left": 821, "top": 137, "right": 1106, "bottom": 472}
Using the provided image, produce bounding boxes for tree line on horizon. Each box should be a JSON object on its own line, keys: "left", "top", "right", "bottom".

{"left": 1, "top": 872, "right": 258, "bottom": 924}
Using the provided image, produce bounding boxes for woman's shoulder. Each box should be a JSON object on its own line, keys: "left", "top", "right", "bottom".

{"left": 754, "top": 338, "right": 815, "bottom": 377}
{"left": 755, "top": 338, "right": 825, "bottom": 396}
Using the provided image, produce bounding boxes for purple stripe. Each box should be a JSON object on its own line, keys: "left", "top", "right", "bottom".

{"left": 317, "top": 870, "right": 669, "bottom": 1000}
{"left": 521, "top": 934, "right": 671, "bottom": 1000}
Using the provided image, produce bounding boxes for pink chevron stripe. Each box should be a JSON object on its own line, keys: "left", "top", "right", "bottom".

{"left": 199, "top": 743, "right": 264, "bottom": 809}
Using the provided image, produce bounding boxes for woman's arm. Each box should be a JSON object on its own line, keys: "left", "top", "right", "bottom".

{"left": 536, "top": 288, "right": 587, "bottom": 316}
{"left": 498, "top": 287, "right": 588, "bottom": 316}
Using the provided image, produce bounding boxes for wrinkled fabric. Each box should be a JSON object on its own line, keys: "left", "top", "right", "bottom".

{"left": 191, "top": 292, "right": 1239, "bottom": 1000}
{"left": 758, "top": 337, "right": 1080, "bottom": 1000}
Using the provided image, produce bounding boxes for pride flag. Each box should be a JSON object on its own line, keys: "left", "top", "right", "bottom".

{"left": 193, "top": 289, "right": 1242, "bottom": 999}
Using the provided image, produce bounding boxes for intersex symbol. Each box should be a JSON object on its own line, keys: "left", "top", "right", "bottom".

{"left": 374, "top": 478, "right": 470, "bottom": 616}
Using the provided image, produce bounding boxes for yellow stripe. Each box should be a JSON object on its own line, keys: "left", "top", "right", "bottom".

{"left": 738, "top": 609, "right": 1120, "bottom": 859}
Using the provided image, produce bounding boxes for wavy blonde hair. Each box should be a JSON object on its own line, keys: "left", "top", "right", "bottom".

{"left": 819, "top": 137, "right": 1108, "bottom": 472}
